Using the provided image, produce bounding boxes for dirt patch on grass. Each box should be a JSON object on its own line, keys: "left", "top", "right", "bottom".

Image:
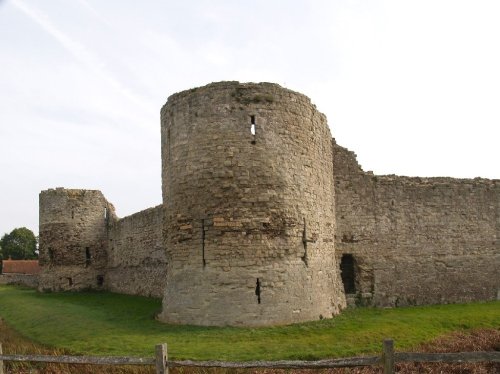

{"left": 394, "top": 329, "right": 500, "bottom": 374}
{"left": 255, "top": 329, "right": 500, "bottom": 374}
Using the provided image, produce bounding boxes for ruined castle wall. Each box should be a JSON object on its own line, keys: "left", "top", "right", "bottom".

{"left": 333, "top": 142, "right": 500, "bottom": 306}
{"left": 38, "top": 188, "right": 114, "bottom": 291}
{"left": 106, "top": 205, "right": 166, "bottom": 298}
{"left": 159, "top": 82, "right": 345, "bottom": 326}
{"left": 0, "top": 274, "right": 39, "bottom": 288}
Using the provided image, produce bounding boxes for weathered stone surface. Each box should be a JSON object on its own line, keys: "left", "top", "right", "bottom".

{"left": 158, "top": 82, "right": 345, "bottom": 326}
{"left": 0, "top": 274, "right": 38, "bottom": 288}
{"left": 36, "top": 81, "right": 499, "bottom": 327}
{"left": 333, "top": 140, "right": 499, "bottom": 306}
{"left": 106, "top": 206, "right": 166, "bottom": 298}
{"left": 38, "top": 188, "right": 112, "bottom": 291}
{"left": 38, "top": 189, "right": 166, "bottom": 297}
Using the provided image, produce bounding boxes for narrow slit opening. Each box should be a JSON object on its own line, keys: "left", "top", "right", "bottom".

{"left": 167, "top": 129, "right": 171, "bottom": 158}
{"left": 250, "top": 115, "right": 256, "bottom": 144}
{"left": 85, "top": 247, "right": 91, "bottom": 267}
{"left": 201, "top": 219, "right": 206, "bottom": 267}
{"left": 255, "top": 278, "right": 261, "bottom": 304}
{"left": 301, "top": 218, "right": 308, "bottom": 266}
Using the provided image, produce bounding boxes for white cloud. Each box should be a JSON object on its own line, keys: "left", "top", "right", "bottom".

{"left": 11, "top": 0, "right": 155, "bottom": 119}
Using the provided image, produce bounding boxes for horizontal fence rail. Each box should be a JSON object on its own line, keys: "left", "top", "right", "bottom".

{"left": 0, "top": 343, "right": 167, "bottom": 374}
{"left": 0, "top": 353, "right": 155, "bottom": 365}
{"left": 1, "top": 339, "right": 499, "bottom": 374}
{"left": 168, "top": 356, "right": 381, "bottom": 368}
{"left": 395, "top": 351, "right": 500, "bottom": 363}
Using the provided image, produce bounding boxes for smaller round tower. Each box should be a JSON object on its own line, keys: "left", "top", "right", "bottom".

{"left": 38, "top": 188, "right": 115, "bottom": 291}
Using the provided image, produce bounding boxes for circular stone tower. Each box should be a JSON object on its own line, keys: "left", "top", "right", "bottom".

{"left": 158, "top": 82, "right": 346, "bottom": 326}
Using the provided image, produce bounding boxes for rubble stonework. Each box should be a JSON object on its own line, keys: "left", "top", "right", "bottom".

{"left": 106, "top": 205, "right": 166, "bottom": 298}
{"left": 38, "top": 189, "right": 166, "bottom": 297}
{"left": 332, "top": 141, "right": 500, "bottom": 307}
{"left": 37, "top": 81, "right": 500, "bottom": 326}
{"left": 38, "top": 188, "right": 113, "bottom": 291}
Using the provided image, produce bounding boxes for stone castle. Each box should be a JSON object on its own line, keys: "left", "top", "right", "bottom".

{"left": 38, "top": 82, "right": 500, "bottom": 327}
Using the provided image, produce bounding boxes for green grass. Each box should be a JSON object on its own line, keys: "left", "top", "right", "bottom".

{"left": 0, "top": 285, "right": 498, "bottom": 361}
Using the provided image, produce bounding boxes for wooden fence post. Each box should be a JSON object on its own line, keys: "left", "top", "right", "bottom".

{"left": 155, "top": 343, "right": 168, "bottom": 374}
{"left": 0, "top": 342, "right": 4, "bottom": 374}
{"left": 383, "top": 339, "right": 394, "bottom": 374}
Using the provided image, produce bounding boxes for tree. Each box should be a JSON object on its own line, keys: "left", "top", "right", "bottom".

{"left": 0, "top": 227, "right": 38, "bottom": 260}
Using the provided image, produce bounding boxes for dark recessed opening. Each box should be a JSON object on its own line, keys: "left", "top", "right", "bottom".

{"left": 301, "top": 217, "right": 308, "bottom": 266}
{"left": 48, "top": 247, "right": 54, "bottom": 261}
{"left": 85, "top": 247, "right": 91, "bottom": 267}
{"left": 71, "top": 210, "right": 74, "bottom": 219}
{"left": 340, "top": 254, "right": 356, "bottom": 294}
{"left": 97, "top": 275, "right": 104, "bottom": 287}
{"left": 167, "top": 129, "right": 171, "bottom": 158}
{"left": 201, "top": 219, "right": 206, "bottom": 267}
{"left": 255, "top": 278, "right": 261, "bottom": 304}
{"left": 67, "top": 277, "right": 73, "bottom": 286}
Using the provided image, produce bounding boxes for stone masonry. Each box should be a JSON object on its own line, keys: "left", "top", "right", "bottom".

{"left": 158, "top": 82, "right": 344, "bottom": 325}
{"left": 38, "top": 189, "right": 113, "bottom": 291}
{"left": 333, "top": 141, "right": 499, "bottom": 307}
{"left": 37, "top": 81, "right": 500, "bottom": 326}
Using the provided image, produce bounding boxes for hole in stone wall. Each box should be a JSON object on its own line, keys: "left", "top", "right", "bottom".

{"left": 201, "top": 219, "right": 206, "bottom": 267}
{"left": 104, "top": 207, "right": 108, "bottom": 219}
{"left": 255, "top": 278, "right": 261, "bottom": 304}
{"left": 48, "top": 247, "right": 54, "bottom": 261}
{"left": 85, "top": 247, "right": 91, "bottom": 267}
{"left": 67, "top": 277, "right": 73, "bottom": 286}
{"left": 250, "top": 115, "right": 256, "bottom": 144}
{"left": 71, "top": 210, "right": 74, "bottom": 219}
{"left": 97, "top": 275, "right": 104, "bottom": 287}
{"left": 167, "top": 129, "right": 171, "bottom": 158}
{"left": 340, "top": 254, "right": 357, "bottom": 294}
{"left": 301, "top": 217, "right": 309, "bottom": 266}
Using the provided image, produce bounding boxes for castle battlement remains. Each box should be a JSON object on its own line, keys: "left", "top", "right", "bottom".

{"left": 38, "top": 82, "right": 500, "bottom": 326}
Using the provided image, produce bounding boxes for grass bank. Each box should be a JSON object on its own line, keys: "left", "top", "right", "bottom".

{"left": 0, "top": 321, "right": 154, "bottom": 374}
{"left": 0, "top": 285, "right": 498, "bottom": 361}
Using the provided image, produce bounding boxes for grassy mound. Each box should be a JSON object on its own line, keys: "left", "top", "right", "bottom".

{"left": 0, "top": 285, "right": 498, "bottom": 361}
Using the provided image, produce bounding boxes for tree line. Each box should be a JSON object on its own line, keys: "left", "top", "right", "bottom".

{"left": 0, "top": 227, "right": 38, "bottom": 273}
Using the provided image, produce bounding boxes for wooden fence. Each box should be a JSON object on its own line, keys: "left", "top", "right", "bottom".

{"left": 1, "top": 339, "right": 499, "bottom": 374}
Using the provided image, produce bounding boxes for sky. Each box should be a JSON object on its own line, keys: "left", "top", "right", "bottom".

{"left": 1, "top": 0, "right": 499, "bottom": 237}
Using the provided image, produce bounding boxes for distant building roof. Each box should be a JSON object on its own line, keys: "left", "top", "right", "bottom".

{"left": 2, "top": 260, "right": 40, "bottom": 275}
